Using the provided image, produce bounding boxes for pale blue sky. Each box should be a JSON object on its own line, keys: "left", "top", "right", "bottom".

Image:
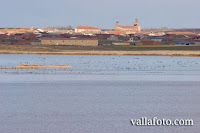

{"left": 1, "top": 0, "right": 199, "bottom": 29}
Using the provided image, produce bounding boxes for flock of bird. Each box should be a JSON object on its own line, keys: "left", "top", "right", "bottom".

{"left": 0, "top": 56, "right": 199, "bottom": 76}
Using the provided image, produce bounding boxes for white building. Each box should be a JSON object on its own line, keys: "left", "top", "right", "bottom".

{"left": 75, "top": 26, "right": 100, "bottom": 34}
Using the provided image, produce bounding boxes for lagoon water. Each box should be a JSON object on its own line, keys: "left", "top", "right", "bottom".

{"left": 0, "top": 54, "right": 200, "bottom": 133}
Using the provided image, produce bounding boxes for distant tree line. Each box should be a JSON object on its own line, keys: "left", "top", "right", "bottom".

{"left": 47, "top": 25, "right": 73, "bottom": 30}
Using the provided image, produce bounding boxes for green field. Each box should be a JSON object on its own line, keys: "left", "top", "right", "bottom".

{"left": 49, "top": 45, "right": 200, "bottom": 51}
{"left": 1, "top": 44, "right": 200, "bottom": 52}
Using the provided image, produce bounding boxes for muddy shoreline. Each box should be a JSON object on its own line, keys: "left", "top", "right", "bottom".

{"left": 0, "top": 50, "right": 200, "bottom": 57}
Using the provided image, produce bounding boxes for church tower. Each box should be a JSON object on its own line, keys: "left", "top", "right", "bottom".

{"left": 134, "top": 18, "right": 141, "bottom": 32}
{"left": 115, "top": 21, "right": 119, "bottom": 30}
{"left": 134, "top": 18, "right": 138, "bottom": 26}
{"left": 114, "top": 19, "right": 141, "bottom": 33}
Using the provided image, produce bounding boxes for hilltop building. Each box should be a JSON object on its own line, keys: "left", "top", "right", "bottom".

{"left": 144, "top": 32, "right": 165, "bottom": 36}
{"left": 167, "top": 32, "right": 196, "bottom": 35}
{"left": 75, "top": 26, "right": 101, "bottom": 34}
{"left": 114, "top": 19, "right": 141, "bottom": 34}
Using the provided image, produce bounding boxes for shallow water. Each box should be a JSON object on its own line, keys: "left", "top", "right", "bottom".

{"left": 0, "top": 55, "right": 200, "bottom": 133}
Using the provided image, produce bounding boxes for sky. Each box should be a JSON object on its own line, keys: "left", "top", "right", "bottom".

{"left": 1, "top": 0, "right": 199, "bottom": 29}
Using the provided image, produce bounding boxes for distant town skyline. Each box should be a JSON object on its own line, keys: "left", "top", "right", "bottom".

{"left": 1, "top": 0, "right": 199, "bottom": 29}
